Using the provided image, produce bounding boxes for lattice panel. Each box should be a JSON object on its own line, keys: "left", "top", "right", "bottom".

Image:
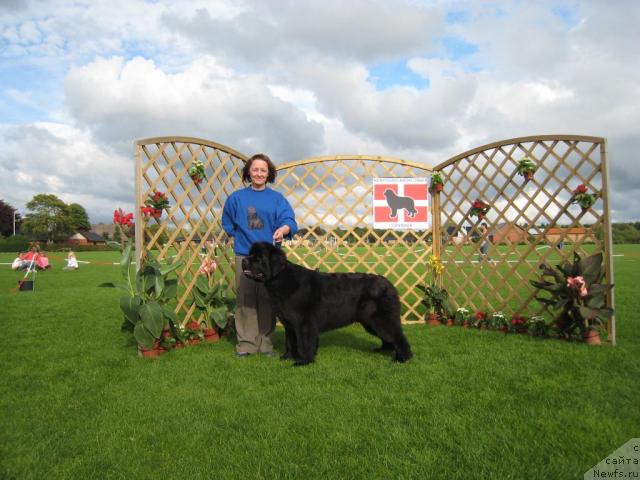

{"left": 134, "top": 135, "right": 614, "bottom": 340}
{"left": 434, "top": 135, "right": 614, "bottom": 339}
{"left": 135, "top": 137, "right": 247, "bottom": 326}
{"left": 275, "top": 156, "right": 434, "bottom": 323}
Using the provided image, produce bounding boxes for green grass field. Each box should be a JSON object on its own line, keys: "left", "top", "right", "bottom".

{"left": 1, "top": 246, "right": 638, "bottom": 479}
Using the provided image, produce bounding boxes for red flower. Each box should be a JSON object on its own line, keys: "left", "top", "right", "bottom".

{"left": 510, "top": 315, "right": 525, "bottom": 326}
{"left": 475, "top": 311, "right": 486, "bottom": 320}
{"left": 140, "top": 206, "right": 155, "bottom": 217}
{"left": 113, "top": 208, "right": 134, "bottom": 227}
{"left": 574, "top": 184, "right": 588, "bottom": 194}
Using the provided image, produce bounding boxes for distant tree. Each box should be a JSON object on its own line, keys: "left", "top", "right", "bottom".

{"left": 22, "top": 194, "right": 74, "bottom": 242}
{"left": 0, "top": 199, "right": 22, "bottom": 237}
{"left": 66, "top": 203, "right": 91, "bottom": 231}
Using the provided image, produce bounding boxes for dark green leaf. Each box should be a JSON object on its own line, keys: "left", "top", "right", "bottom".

{"left": 120, "top": 295, "right": 142, "bottom": 324}
{"left": 160, "top": 259, "right": 183, "bottom": 276}
{"left": 140, "top": 301, "right": 164, "bottom": 338}
{"left": 120, "top": 240, "right": 133, "bottom": 279}
{"left": 134, "top": 323, "right": 156, "bottom": 350}
{"left": 163, "top": 279, "right": 178, "bottom": 299}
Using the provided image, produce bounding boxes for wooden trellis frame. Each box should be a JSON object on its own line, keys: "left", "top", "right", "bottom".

{"left": 134, "top": 134, "right": 614, "bottom": 342}
{"left": 433, "top": 134, "right": 615, "bottom": 343}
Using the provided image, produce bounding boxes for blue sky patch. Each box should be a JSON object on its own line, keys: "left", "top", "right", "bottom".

{"left": 368, "top": 60, "right": 429, "bottom": 90}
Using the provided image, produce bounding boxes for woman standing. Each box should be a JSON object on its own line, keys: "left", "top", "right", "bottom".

{"left": 222, "top": 154, "right": 298, "bottom": 357}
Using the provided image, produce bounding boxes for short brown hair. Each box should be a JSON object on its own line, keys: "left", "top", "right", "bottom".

{"left": 242, "top": 153, "right": 277, "bottom": 184}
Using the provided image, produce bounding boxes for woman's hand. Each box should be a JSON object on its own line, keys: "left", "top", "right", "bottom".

{"left": 273, "top": 225, "right": 290, "bottom": 243}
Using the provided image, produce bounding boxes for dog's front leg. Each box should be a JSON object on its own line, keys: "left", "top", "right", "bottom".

{"left": 293, "top": 321, "right": 318, "bottom": 367}
{"left": 280, "top": 324, "right": 297, "bottom": 361}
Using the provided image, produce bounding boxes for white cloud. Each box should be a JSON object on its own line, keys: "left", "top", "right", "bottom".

{"left": 0, "top": 0, "right": 638, "bottom": 223}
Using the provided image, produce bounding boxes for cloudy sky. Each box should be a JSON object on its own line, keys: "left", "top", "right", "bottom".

{"left": 1, "top": 0, "right": 639, "bottom": 223}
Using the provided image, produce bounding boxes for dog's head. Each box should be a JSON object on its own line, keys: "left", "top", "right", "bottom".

{"left": 383, "top": 189, "right": 396, "bottom": 199}
{"left": 241, "top": 242, "right": 287, "bottom": 282}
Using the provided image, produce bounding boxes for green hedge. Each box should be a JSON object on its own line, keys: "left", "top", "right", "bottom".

{"left": 0, "top": 236, "right": 118, "bottom": 253}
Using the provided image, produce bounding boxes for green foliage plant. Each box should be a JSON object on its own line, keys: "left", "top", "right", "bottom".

{"left": 530, "top": 252, "right": 613, "bottom": 338}
{"left": 488, "top": 311, "right": 507, "bottom": 330}
{"left": 417, "top": 254, "right": 451, "bottom": 321}
{"left": 454, "top": 307, "right": 470, "bottom": 326}
{"left": 516, "top": 156, "right": 537, "bottom": 176}
{"left": 191, "top": 258, "right": 235, "bottom": 334}
{"left": 430, "top": 172, "right": 444, "bottom": 190}
{"left": 526, "top": 315, "right": 550, "bottom": 337}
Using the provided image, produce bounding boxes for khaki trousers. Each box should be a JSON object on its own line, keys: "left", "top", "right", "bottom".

{"left": 234, "top": 255, "right": 275, "bottom": 354}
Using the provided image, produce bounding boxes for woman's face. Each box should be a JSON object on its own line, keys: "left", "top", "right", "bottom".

{"left": 249, "top": 159, "right": 269, "bottom": 189}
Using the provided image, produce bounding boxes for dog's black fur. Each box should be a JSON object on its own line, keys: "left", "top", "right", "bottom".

{"left": 242, "top": 242, "right": 413, "bottom": 366}
{"left": 383, "top": 189, "right": 417, "bottom": 218}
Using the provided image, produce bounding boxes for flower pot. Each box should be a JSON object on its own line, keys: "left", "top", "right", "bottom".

{"left": 426, "top": 313, "right": 440, "bottom": 326}
{"left": 582, "top": 330, "right": 601, "bottom": 345}
{"left": 462, "top": 320, "right": 470, "bottom": 328}
{"left": 138, "top": 346, "right": 159, "bottom": 357}
{"left": 524, "top": 171, "right": 534, "bottom": 182}
{"left": 433, "top": 183, "right": 443, "bottom": 192}
{"left": 151, "top": 209, "right": 163, "bottom": 219}
{"left": 203, "top": 328, "right": 220, "bottom": 343}
{"left": 477, "top": 214, "right": 485, "bottom": 221}
{"left": 187, "top": 338, "right": 201, "bottom": 346}
{"left": 445, "top": 318, "right": 454, "bottom": 326}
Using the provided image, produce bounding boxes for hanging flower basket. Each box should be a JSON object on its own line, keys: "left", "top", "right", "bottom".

{"left": 516, "top": 157, "right": 537, "bottom": 182}
{"left": 141, "top": 191, "right": 170, "bottom": 220}
{"left": 570, "top": 184, "right": 597, "bottom": 212}
{"left": 430, "top": 172, "right": 444, "bottom": 192}
{"left": 470, "top": 199, "right": 490, "bottom": 220}
{"left": 188, "top": 160, "right": 206, "bottom": 185}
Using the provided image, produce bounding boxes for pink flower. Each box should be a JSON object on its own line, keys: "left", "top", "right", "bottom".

{"left": 199, "top": 258, "right": 218, "bottom": 276}
{"left": 567, "top": 276, "right": 588, "bottom": 297}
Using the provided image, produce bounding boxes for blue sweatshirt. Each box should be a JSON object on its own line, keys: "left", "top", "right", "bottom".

{"left": 222, "top": 187, "right": 298, "bottom": 255}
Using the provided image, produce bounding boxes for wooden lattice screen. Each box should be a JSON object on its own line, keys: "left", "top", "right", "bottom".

{"left": 134, "top": 134, "right": 614, "bottom": 341}
{"left": 274, "top": 156, "right": 433, "bottom": 323}
{"left": 433, "top": 134, "right": 615, "bottom": 343}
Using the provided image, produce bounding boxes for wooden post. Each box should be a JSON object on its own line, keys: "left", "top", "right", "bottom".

{"left": 600, "top": 139, "right": 616, "bottom": 345}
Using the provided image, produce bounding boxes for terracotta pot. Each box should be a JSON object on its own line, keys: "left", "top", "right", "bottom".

{"left": 445, "top": 318, "right": 454, "bottom": 326}
{"left": 582, "top": 330, "right": 601, "bottom": 345}
{"left": 138, "top": 345, "right": 159, "bottom": 357}
{"left": 462, "top": 320, "right": 470, "bottom": 328}
{"left": 151, "top": 209, "right": 163, "bottom": 219}
{"left": 187, "top": 338, "right": 201, "bottom": 346}
{"left": 524, "top": 171, "right": 534, "bottom": 181}
{"left": 426, "top": 313, "right": 440, "bottom": 326}
{"left": 203, "top": 328, "right": 220, "bottom": 343}
{"left": 433, "top": 183, "right": 444, "bottom": 192}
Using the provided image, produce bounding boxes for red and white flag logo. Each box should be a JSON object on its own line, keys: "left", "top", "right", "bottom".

{"left": 372, "top": 178, "right": 430, "bottom": 230}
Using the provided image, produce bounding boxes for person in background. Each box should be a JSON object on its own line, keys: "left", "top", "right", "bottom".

{"left": 478, "top": 222, "right": 491, "bottom": 262}
{"left": 222, "top": 153, "right": 298, "bottom": 358}
{"left": 64, "top": 251, "right": 79, "bottom": 270}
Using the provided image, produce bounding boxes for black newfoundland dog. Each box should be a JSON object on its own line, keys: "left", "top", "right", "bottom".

{"left": 242, "top": 242, "right": 413, "bottom": 366}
